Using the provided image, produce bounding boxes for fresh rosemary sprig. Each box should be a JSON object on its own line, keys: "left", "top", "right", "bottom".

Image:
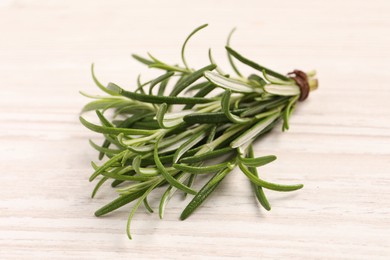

{"left": 80, "top": 24, "right": 318, "bottom": 239}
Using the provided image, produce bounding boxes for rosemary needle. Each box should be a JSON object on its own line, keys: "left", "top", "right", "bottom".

{"left": 80, "top": 24, "right": 318, "bottom": 239}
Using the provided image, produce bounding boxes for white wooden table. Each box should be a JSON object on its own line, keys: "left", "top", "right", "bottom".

{"left": 1, "top": 0, "right": 389, "bottom": 259}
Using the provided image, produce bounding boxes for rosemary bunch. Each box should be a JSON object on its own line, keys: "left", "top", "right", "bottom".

{"left": 80, "top": 24, "right": 318, "bottom": 239}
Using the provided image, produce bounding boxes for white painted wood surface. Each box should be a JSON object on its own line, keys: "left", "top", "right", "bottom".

{"left": 1, "top": 0, "right": 389, "bottom": 259}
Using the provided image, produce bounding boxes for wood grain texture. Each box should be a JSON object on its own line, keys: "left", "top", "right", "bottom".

{"left": 1, "top": 0, "right": 389, "bottom": 259}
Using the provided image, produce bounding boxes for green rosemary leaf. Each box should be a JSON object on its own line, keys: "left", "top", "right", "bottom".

{"left": 108, "top": 82, "right": 214, "bottom": 105}
{"left": 131, "top": 155, "right": 143, "bottom": 175}
{"left": 173, "top": 73, "right": 187, "bottom": 89}
{"left": 156, "top": 103, "right": 169, "bottom": 129}
{"left": 248, "top": 74, "right": 267, "bottom": 87}
{"left": 155, "top": 103, "right": 185, "bottom": 129}
{"left": 208, "top": 162, "right": 236, "bottom": 186}
{"left": 247, "top": 145, "right": 271, "bottom": 210}
{"left": 159, "top": 185, "right": 174, "bottom": 219}
{"left": 149, "top": 63, "right": 189, "bottom": 73}
{"left": 238, "top": 162, "right": 304, "bottom": 192}
{"left": 204, "top": 71, "right": 257, "bottom": 93}
{"left": 96, "top": 110, "right": 114, "bottom": 127}
{"left": 132, "top": 155, "right": 160, "bottom": 176}
{"left": 90, "top": 161, "right": 99, "bottom": 171}
{"left": 283, "top": 96, "right": 299, "bottom": 131}
{"left": 240, "top": 97, "right": 288, "bottom": 117}
{"left": 108, "top": 102, "right": 149, "bottom": 115}
{"left": 147, "top": 52, "right": 165, "bottom": 64}
{"left": 91, "top": 176, "right": 109, "bottom": 198}
{"left": 162, "top": 110, "right": 194, "bottom": 120}
{"left": 230, "top": 114, "right": 279, "bottom": 148}
{"left": 141, "top": 146, "right": 200, "bottom": 166}
{"left": 180, "top": 167, "right": 232, "bottom": 220}
{"left": 81, "top": 98, "right": 128, "bottom": 113}
{"left": 184, "top": 81, "right": 210, "bottom": 92}
{"left": 131, "top": 121, "right": 160, "bottom": 130}
{"left": 91, "top": 63, "right": 119, "bottom": 96}
{"left": 154, "top": 137, "right": 197, "bottom": 195}
{"left": 116, "top": 165, "right": 135, "bottom": 176}
{"left": 132, "top": 54, "right": 154, "bottom": 66}
{"left": 143, "top": 197, "right": 154, "bottom": 213}
{"left": 101, "top": 171, "right": 152, "bottom": 181}
{"left": 149, "top": 71, "right": 175, "bottom": 95}
{"left": 99, "top": 113, "right": 154, "bottom": 160}
{"left": 79, "top": 116, "right": 157, "bottom": 136}
{"left": 191, "top": 82, "right": 215, "bottom": 97}
{"left": 221, "top": 90, "right": 252, "bottom": 123}
{"left": 114, "top": 106, "right": 153, "bottom": 117}
{"left": 183, "top": 108, "right": 247, "bottom": 125}
{"left": 135, "top": 74, "right": 148, "bottom": 94}
{"left": 179, "top": 147, "right": 234, "bottom": 164}
{"left": 183, "top": 82, "right": 215, "bottom": 109}
{"left": 158, "top": 77, "right": 170, "bottom": 96}
{"left": 261, "top": 70, "right": 292, "bottom": 85}
{"left": 183, "top": 112, "right": 230, "bottom": 124}
{"left": 173, "top": 162, "right": 229, "bottom": 174}
{"left": 79, "top": 91, "right": 104, "bottom": 99}
{"left": 173, "top": 126, "right": 209, "bottom": 163}
{"left": 206, "top": 125, "right": 217, "bottom": 143}
{"left": 124, "top": 129, "right": 193, "bottom": 154}
{"left": 169, "top": 64, "right": 217, "bottom": 96}
{"left": 89, "top": 150, "right": 127, "bottom": 181}
{"left": 159, "top": 173, "right": 191, "bottom": 219}
{"left": 89, "top": 139, "right": 121, "bottom": 157}
{"left": 94, "top": 189, "right": 147, "bottom": 217}
{"left": 181, "top": 23, "right": 208, "bottom": 70}
{"left": 226, "top": 46, "right": 292, "bottom": 82}
{"left": 264, "top": 84, "right": 300, "bottom": 96}
{"left": 127, "top": 179, "right": 163, "bottom": 239}
{"left": 252, "top": 175, "right": 271, "bottom": 210}
{"left": 141, "top": 154, "right": 172, "bottom": 166}
{"left": 111, "top": 179, "right": 124, "bottom": 188}
{"left": 239, "top": 154, "right": 277, "bottom": 167}
{"left": 226, "top": 28, "right": 242, "bottom": 77}
{"left": 184, "top": 173, "right": 197, "bottom": 199}
{"left": 208, "top": 48, "right": 225, "bottom": 75}
{"left": 103, "top": 134, "right": 126, "bottom": 150}
{"left": 253, "top": 108, "right": 284, "bottom": 123}
{"left": 195, "top": 124, "right": 247, "bottom": 153}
